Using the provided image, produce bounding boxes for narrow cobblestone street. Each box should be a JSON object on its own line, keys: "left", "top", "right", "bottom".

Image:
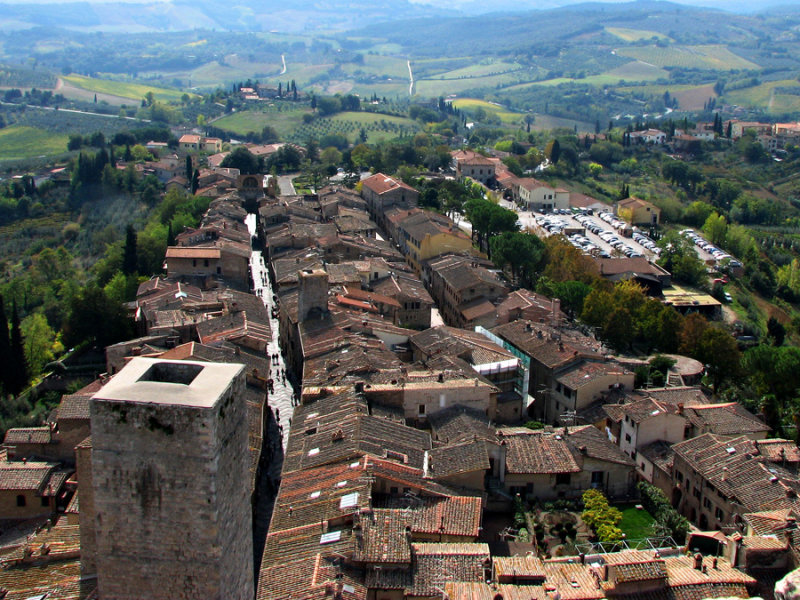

{"left": 246, "top": 213, "right": 297, "bottom": 453}
{"left": 247, "top": 212, "right": 297, "bottom": 576}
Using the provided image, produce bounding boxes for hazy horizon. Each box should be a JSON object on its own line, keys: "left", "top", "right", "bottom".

{"left": 0, "top": 0, "right": 781, "bottom": 12}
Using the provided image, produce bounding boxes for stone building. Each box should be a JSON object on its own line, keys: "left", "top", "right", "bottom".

{"left": 89, "top": 357, "right": 253, "bottom": 600}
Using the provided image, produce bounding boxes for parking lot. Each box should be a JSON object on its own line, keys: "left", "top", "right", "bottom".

{"left": 678, "top": 228, "right": 743, "bottom": 271}
{"left": 499, "top": 200, "right": 744, "bottom": 272}
{"left": 508, "top": 205, "right": 660, "bottom": 260}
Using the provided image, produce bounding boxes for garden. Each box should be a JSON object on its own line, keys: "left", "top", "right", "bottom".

{"left": 509, "top": 484, "right": 688, "bottom": 558}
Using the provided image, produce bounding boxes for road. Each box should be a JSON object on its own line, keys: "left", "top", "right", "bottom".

{"left": 280, "top": 54, "right": 287, "bottom": 75}
{"left": 246, "top": 213, "right": 297, "bottom": 451}
{"left": 277, "top": 174, "right": 298, "bottom": 196}
{"left": 407, "top": 60, "right": 415, "bottom": 96}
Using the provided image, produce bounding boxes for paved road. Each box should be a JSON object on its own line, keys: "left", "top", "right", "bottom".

{"left": 277, "top": 174, "right": 298, "bottom": 196}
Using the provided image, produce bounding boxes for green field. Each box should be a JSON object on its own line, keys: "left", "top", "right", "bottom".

{"left": 291, "top": 111, "right": 419, "bottom": 144}
{"left": 724, "top": 79, "right": 800, "bottom": 114}
{"left": 62, "top": 74, "right": 193, "bottom": 103}
{"left": 211, "top": 106, "right": 312, "bottom": 139}
{"left": 431, "top": 61, "right": 523, "bottom": 80}
{"left": 451, "top": 98, "right": 524, "bottom": 124}
{"left": 617, "top": 505, "right": 656, "bottom": 540}
{"left": 606, "top": 27, "right": 672, "bottom": 42}
{"left": 615, "top": 45, "right": 759, "bottom": 70}
{"left": 507, "top": 60, "right": 665, "bottom": 90}
{"left": 0, "top": 126, "right": 69, "bottom": 161}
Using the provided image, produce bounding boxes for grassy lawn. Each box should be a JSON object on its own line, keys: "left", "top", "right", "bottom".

{"left": 62, "top": 74, "right": 193, "bottom": 103}
{"left": 0, "top": 126, "right": 69, "bottom": 161}
{"left": 617, "top": 505, "right": 656, "bottom": 540}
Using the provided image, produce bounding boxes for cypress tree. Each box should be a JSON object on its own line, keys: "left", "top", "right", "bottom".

{"left": 167, "top": 222, "right": 176, "bottom": 246}
{"left": 0, "top": 297, "right": 11, "bottom": 393}
{"left": 191, "top": 168, "right": 199, "bottom": 195}
{"left": 122, "top": 224, "right": 138, "bottom": 275}
{"left": 9, "top": 301, "right": 28, "bottom": 396}
{"left": 185, "top": 155, "right": 193, "bottom": 180}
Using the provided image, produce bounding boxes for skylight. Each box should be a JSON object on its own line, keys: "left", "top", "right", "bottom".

{"left": 320, "top": 530, "right": 342, "bottom": 545}
{"left": 339, "top": 492, "right": 359, "bottom": 509}
{"left": 309, "top": 491, "right": 321, "bottom": 499}
{"left": 308, "top": 448, "right": 320, "bottom": 456}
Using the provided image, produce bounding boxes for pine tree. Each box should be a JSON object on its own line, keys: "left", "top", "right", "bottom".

{"left": 122, "top": 224, "right": 138, "bottom": 275}
{"left": 0, "top": 297, "right": 11, "bottom": 394}
{"left": 8, "top": 302, "right": 28, "bottom": 396}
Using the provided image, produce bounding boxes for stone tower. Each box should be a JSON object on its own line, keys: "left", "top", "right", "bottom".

{"left": 297, "top": 268, "right": 329, "bottom": 322}
{"left": 90, "top": 358, "right": 253, "bottom": 600}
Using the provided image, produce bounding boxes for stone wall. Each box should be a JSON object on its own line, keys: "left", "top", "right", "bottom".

{"left": 91, "top": 360, "right": 253, "bottom": 600}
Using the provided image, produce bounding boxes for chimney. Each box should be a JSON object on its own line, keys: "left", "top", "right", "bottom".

{"left": 693, "top": 553, "right": 703, "bottom": 570}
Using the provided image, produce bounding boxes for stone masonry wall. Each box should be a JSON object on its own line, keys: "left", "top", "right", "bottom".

{"left": 91, "top": 371, "right": 253, "bottom": 600}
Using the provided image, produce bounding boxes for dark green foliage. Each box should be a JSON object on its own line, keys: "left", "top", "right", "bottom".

{"left": 62, "top": 285, "right": 134, "bottom": 349}
{"left": 637, "top": 481, "right": 689, "bottom": 543}
{"left": 221, "top": 146, "right": 262, "bottom": 174}
{"left": 490, "top": 231, "right": 544, "bottom": 287}
{"left": 8, "top": 302, "right": 28, "bottom": 395}
{"left": 0, "top": 298, "right": 11, "bottom": 394}
{"left": 122, "top": 225, "right": 138, "bottom": 276}
{"left": 463, "top": 198, "right": 518, "bottom": 257}
{"left": 767, "top": 316, "right": 786, "bottom": 346}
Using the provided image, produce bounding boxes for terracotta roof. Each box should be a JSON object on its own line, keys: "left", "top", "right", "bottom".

{"left": 639, "top": 440, "right": 676, "bottom": 473}
{"left": 557, "top": 361, "right": 632, "bottom": 390}
{"left": 491, "top": 320, "right": 602, "bottom": 370}
{"left": 3, "top": 427, "right": 52, "bottom": 445}
{"left": 0, "top": 458, "right": 59, "bottom": 492}
{"left": 502, "top": 431, "right": 581, "bottom": 475}
{"left": 428, "top": 405, "right": 496, "bottom": 445}
{"left": 494, "top": 555, "right": 546, "bottom": 579}
{"left": 566, "top": 425, "right": 635, "bottom": 467}
{"left": 407, "top": 543, "right": 490, "bottom": 597}
{"left": 673, "top": 434, "right": 800, "bottom": 514}
{"left": 683, "top": 402, "right": 770, "bottom": 436}
{"left": 56, "top": 392, "right": 92, "bottom": 421}
{"left": 429, "top": 441, "right": 491, "bottom": 478}
{"left": 165, "top": 246, "right": 221, "bottom": 259}
{"left": 362, "top": 172, "right": 417, "bottom": 196}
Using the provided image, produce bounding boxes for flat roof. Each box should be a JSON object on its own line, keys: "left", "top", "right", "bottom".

{"left": 92, "top": 357, "right": 244, "bottom": 409}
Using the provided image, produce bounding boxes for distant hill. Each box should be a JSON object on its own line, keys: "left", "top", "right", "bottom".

{"left": 0, "top": 0, "right": 452, "bottom": 32}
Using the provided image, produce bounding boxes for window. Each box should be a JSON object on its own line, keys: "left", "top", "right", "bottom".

{"left": 41, "top": 496, "right": 49, "bottom": 507}
{"left": 676, "top": 471, "right": 684, "bottom": 483}
{"left": 204, "top": 259, "right": 209, "bottom": 267}
{"left": 624, "top": 434, "right": 632, "bottom": 443}
{"left": 192, "top": 259, "right": 197, "bottom": 267}
{"left": 16, "top": 494, "right": 25, "bottom": 507}
{"left": 526, "top": 483, "right": 533, "bottom": 493}
{"left": 390, "top": 486, "right": 399, "bottom": 495}
{"left": 715, "top": 507, "right": 724, "bottom": 520}
{"left": 703, "top": 498, "right": 711, "bottom": 509}
{"left": 555, "top": 473, "right": 571, "bottom": 485}
{"left": 591, "top": 471, "right": 604, "bottom": 486}
{"left": 418, "top": 404, "right": 426, "bottom": 416}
